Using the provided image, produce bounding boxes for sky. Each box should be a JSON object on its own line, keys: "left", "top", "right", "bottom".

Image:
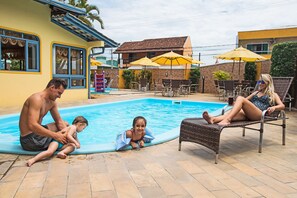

{"left": 88, "top": 0, "right": 297, "bottom": 65}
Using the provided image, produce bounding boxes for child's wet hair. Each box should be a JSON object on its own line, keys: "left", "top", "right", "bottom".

{"left": 132, "top": 116, "right": 147, "bottom": 127}
{"left": 72, "top": 116, "right": 88, "bottom": 126}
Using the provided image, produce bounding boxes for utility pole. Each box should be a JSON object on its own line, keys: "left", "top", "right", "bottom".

{"left": 110, "top": 48, "right": 113, "bottom": 69}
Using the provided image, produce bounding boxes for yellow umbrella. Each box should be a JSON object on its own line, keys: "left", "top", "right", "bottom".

{"left": 184, "top": 55, "right": 203, "bottom": 64}
{"left": 90, "top": 58, "right": 102, "bottom": 66}
{"left": 151, "top": 51, "right": 193, "bottom": 78}
{"left": 215, "top": 46, "right": 267, "bottom": 74}
{"left": 130, "top": 56, "right": 160, "bottom": 69}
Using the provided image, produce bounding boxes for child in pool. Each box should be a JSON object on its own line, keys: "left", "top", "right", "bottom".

{"left": 26, "top": 116, "right": 88, "bottom": 166}
{"left": 126, "top": 116, "right": 146, "bottom": 149}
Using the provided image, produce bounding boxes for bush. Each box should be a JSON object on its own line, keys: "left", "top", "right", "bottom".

{"left": 122, "top": 70, "right": 134, "bottom": 88}
{"left": 244, "top": 62, "right": 256, "bottom": 86}
{"left": 270, "top": 42, "right": 297, "bottom": 77}
{"left": 189, "top": 67, "right": 200, "bottom": 84}
{"left": 270, "top": 42, "right": 297, "bottom": 107}
{"left": 213, "top": 70, "right": 231, "bottom": 80}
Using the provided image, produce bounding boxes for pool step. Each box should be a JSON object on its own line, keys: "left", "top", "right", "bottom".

{"left": 172, "top": 101, "right": 182, "bottom": 105}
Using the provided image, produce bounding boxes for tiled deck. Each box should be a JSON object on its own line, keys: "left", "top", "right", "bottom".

{"left": 1, "top": 91, "right": 297, "bottom": 197}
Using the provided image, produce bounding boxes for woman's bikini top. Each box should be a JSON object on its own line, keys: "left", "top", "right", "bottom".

{"left": 250, "top": 92, "right": 271, "bottom": 111}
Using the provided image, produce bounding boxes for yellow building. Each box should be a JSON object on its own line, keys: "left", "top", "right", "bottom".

{"left": 238, "top": 27, "right": 297, "bottom": 78}
{"left": 238, "top": 27, "right": 297, "bottom": 59}
{"left": 0, "top": 0, "right": 118, "bottom": 107}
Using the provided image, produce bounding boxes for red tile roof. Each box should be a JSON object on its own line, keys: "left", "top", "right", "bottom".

{"left": 114, "top": 36, "right": 189, "bottom": 53}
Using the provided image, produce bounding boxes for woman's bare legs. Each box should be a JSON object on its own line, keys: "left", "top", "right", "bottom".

{"left": 26, "top": 142, "right": 58, "bottom": 167}
{"left": 57, "top": 143, "right": 75, "bottom": 159}
{"left": 203, "top": 96, "right": 263, "bottom": 125}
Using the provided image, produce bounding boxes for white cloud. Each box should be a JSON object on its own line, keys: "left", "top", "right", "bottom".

{"left": 88, "top": 0, "right": 297, "bottom": 65}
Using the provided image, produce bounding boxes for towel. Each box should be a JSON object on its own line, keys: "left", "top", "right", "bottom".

{"left": 115, "top": 131, "right": 131, "bottom": 151}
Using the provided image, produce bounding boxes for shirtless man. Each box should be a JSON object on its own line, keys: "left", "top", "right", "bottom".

{"left": 19, "top": 79, "right": 68, "bottom": 151}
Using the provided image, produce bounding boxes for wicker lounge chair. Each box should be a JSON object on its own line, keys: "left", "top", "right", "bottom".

{"left": 179, "top": 77, "right": 293, "bottom": 163}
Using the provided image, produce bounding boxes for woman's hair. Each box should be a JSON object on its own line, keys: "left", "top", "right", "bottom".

{"left": 261, "top": 74, "right": 276, "bottom": 105}
{"left": 72, "top": 116, "right": 88, "bottom": 126}
{"left": 132, "top": 116, "right": 147, "bottom": 127}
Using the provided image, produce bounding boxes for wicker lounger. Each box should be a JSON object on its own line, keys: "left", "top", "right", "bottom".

{"left": 179, "top": 111, "right": 285, "bottom": 163}
{"left": 179, "top": 77, "right": 293, "bottom": 164}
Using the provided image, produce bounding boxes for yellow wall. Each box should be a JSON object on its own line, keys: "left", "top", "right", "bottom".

{"left": 238, "top": 27, "right": 297, "bottom": 40}
{"left": 0, "top": 0, "right": 103, "bottom": 107}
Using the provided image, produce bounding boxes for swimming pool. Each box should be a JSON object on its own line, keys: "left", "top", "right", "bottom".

{"left": 0, "top": 98, "right": 226, "bottom": 154}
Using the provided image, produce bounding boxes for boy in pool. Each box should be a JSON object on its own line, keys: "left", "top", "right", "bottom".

{"left": 26, "top": 116, "right": 88, "bottom": 167}
{"left": 126, "top": 116, "right": 146, "bottom": 149}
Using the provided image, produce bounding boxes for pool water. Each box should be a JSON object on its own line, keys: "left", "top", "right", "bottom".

{"left": 0, "top": 98, "right": 226, "bottom": 154}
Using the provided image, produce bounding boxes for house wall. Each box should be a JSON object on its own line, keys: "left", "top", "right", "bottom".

{"left": 238, "top": 27, "right": 297, "bottom": 59}
{"left": 199, "top": 60, "right": 271, "bottom": 94}
{"left": 0, "top": 0, "right": 101, "bottom": 107}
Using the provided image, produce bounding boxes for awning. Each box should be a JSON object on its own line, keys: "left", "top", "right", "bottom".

{"left": 35, "top": 0, "right": 119, "bottom": 48}
{"left": 51, "top": 13, "right": 118, "bottom": 47}
{"left": 34, "top": 0, "right": 86, "bottom": 16}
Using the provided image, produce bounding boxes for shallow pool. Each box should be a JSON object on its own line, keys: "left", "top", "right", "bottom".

{"left": 0, "top": 98, "right": 226, "bottom": 154}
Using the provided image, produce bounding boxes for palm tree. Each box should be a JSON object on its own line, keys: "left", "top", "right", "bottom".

{"left": 68, "top": 0, "right": 104, "bottom": 29}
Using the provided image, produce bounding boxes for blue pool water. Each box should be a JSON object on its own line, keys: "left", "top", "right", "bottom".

{"left": 0, "top": 98, "right": 226, "bottom": 154}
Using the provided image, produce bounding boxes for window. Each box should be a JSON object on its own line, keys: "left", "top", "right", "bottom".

{"left": 147, "top": 52, "right": 156, "bottom": 58}
{"left": 53, "top": 44, "right": 86, "bottom": 89}
{"left": 0, "top": 28, "right": 39, "bottom": 72}
{"left": 128, "top": 53, "right": 137, "bottom": 62}
{"left": 247, "top": 43, "right": 269, "bottom": 54}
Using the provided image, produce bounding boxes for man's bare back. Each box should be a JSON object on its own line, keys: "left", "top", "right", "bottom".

{"left": 19, "top": 79, "right": 68, "bottom": 151}
{"left": 19, "top": 92, "right": 55, "bottom": 136}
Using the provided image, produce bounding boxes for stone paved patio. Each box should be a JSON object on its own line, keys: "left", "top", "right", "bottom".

{"left": 1, "top": 91, "right": 297, "bottom": 197}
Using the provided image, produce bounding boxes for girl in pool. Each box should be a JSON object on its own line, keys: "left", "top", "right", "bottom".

{"left": 203, "top": 74, "right": 285, "bottom": 126}
{"left": 26, "top": 116, "right": 88, "bottom": 167}
{"left": 126, "top": 116, "right": 146, "bottom": 149}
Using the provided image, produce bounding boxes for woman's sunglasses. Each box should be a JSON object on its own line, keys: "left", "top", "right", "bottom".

{"left": 257, "top": 80, "right": 266, "bottom": 84}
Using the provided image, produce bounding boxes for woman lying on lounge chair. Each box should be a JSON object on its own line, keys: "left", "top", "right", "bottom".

{"left": 203, "top": 74, "right": 285, "bottom": 126}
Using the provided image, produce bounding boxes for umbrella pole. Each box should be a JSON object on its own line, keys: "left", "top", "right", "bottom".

{"left": 239, "top": 58, "right": 241, "bottom": 76}
{"left": 232, "top": 60, "right": 235, "bottom": 73}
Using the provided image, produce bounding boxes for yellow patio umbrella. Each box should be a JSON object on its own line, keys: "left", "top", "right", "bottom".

{"left": 215, "top": 46, "right": 267, "bottom": 75}
{"left": 151, "top": 51, "right": 193, "bottom": 79}
{"left": 184, "top": 55, "right": 203, "bottom": 64}
{"left": 90, "top": 58, "right": 102, "bottom": 66}
{"left": 130, "top": 56, "right": 160, "bottom": 69}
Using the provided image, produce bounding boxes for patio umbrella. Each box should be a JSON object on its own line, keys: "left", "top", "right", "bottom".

{"left": 130, "top": 56, "right": 160, "bottom": 70}
{"left": 184, "top": 55, "right": 203, "bottom": 64}
{"left": 215, "top": 46, "right": 267, "bottom": 75}
{"left": 90, "top": 58, "right": 102, "bottom": 66}
{"left": 151, "top": 51, "right": 193, "bottom": 79}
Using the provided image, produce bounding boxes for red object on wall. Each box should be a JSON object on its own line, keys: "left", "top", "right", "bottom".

{"left": 94, "top": 72, "right": 105, "bottom": 92}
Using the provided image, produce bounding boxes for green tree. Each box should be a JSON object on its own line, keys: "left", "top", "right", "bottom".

{"left": 122, "top": 70, "right": 134, "bottom": 89}
{"left": 189, "top": 67, "right": 200, "bottom": 84}
{"left": 68, "top": 0, "right": 104, "bottom": 29}
{"left": 244, "top": 62, "right": 256, "bottom": 81}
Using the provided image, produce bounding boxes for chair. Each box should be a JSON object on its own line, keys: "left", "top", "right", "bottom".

{"left": 154, "top": 81, "right": 165, "bottom": 96}
{"left": 140, "top": 78, "right": 149, "bottom": 91}
{"left": 179, "top": 77, "right": 293, "bottom": 164}
{"left": 223, "top": 80, "right": 236, "bottom": 98}
{"left": 214, "top": 80, "right": 225, "bottom": 100}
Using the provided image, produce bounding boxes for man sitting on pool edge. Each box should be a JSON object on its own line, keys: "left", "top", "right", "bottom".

{"left": 19, "top": 79, "right": 68, "bottom": 151}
